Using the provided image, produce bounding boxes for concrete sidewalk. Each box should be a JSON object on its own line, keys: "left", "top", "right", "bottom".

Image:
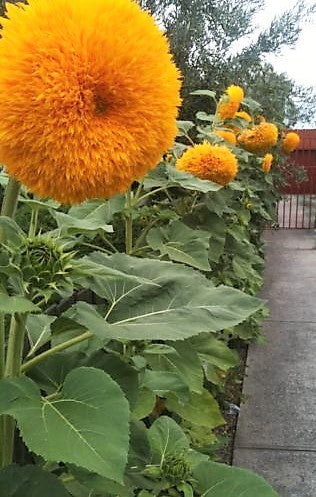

{"left": 233, "top": 229, "right": 316, "bottom": 497}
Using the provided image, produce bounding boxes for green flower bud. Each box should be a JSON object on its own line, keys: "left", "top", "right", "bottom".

{"left": 17, "top": 235, "right": 74, "bottom": 299}
{"left": 161, "top": 453, "right": 192, "bottom": 484}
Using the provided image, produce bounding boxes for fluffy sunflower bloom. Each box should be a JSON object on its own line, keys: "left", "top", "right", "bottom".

{"left": 0, "top": 0, "right": 181, "bottom": 204}
{"left": 213, "top": 130, "right": 237, "bottom": 146}
{"left": 262, "top": 153, "right": 273, "bottom": 173}
{"left": 235, "top": 111, "right": 252, "bottom": 123}
{"left": 217, "top": 85, "right": 244, "bottom": 120}
{"left": 282, "top": 132, "right": 300, "bottom": 153}
{"left": 176, "top": 142, "right": 238, "bottom": 186}
{"left": 238, "top": 122, "right": 278, "bottom": 153}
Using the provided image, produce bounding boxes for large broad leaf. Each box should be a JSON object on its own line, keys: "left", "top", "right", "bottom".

{"left": 54, "top": 211, "right": 113, "bottom": 236}
{"left": 184, "top": 209, "right": 227, "bottom": 263}
{"left": 193, "top": 461, "right": 279, "bottom": 497}
{"left": 147, "top": 221, "right": 211, "bottom": 271}
{"left": 69, "top": 253, "right": 262, "bottom": 342}
{"left": 0, "top": 464, "right": 70, "bottom": 497}
{"left": 28, "top": 352, "right": 84, "bottom": 394}
{"left": 141, "top": 370, "right": 189, "bottom": 403}
{"left": 0, "top": 367, "right": 129, "bottom": 483}
{"left": 148, "top": 416, "right": 190, "bottom": 464}
{"left": 67, "top": 466, "right": 133, "bottom": 497}
{"left": 85, "top": 351, "right": 139, "bottom": 409}
{"left": 68, "top": 196, "right": 125, "bottom": 224}
{"left": 145, "top": 341, "right": 203, "bottom": 394}
{"left": 72, "top": 253, "right": 157, "bottom": 299}
{"left": 0, "top": 295, "right": 40, "bottom": 314}
{"left": 166, "top": 388, "right": 224, "bottom": 429}
{"left": 190, "top": 334, "right": 239, "bottom": 371}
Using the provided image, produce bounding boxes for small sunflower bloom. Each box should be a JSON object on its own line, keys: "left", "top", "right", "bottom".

{"left": 213, "top": 130, "right": 237, "bottom": 146}
{"left": 176, "top": 142, "right": 238, "bottom": 186}
{"left": 262, "top": 153, "right": 273, "bottom": 173}
{"left": 235, "top": 111, "right": 252, "bottom": 123}
{"left": 0, "top": 0, "right": 181, "bottom": 204}
{"left": 238, "top": 122, "right": 278, "bottom": 153}
{"left": 217, "top": 85, "right": 244, "bottom": 120}
{"left": 282, "top": 132, "right": 300, "bottom": 153}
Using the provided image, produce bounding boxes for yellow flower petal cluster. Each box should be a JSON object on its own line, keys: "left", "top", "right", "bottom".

{"left": 282, "top": 132, "right": 300, "bottom": 153}
{"left": 176, "top": 142, "right": 238, "bottom": 186}
{"left": 217, "top": 85, "right": 244, "bottom": 120}
{"left": 238, "top": 123, "right": 278, "bottom": 153}
{"left": 262, "top": 153, "right": 273, "bottom": 173}
{"left": 213, "top": 130, "right": 237, "bottom": 146}
{"left": 235, "top": 111, "right": 252, "bottom": 123}
{"left": 0, "top": 0, "right": 181, "bottom": 204}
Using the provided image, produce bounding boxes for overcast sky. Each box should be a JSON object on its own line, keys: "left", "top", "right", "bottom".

{"left": 253, "top": 0, "right": 316, "bottom": 89}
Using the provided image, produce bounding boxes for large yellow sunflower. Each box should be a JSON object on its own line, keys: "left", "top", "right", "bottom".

{"left": 0, "top": 0, "right": 181, "bottom": 204}
{"left": 238, "top": 122, "right": 278, "bottom": 153}
{"left": 217, "top": 85, "right": 244, "bottom": 120}
{"left": 176, "top": 142, "right": 238, "bottom": 186}
{"left": 282, "top": 132, "right": 300, "bottom": 153}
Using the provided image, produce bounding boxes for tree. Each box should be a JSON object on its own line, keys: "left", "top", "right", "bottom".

{"left": 140, "top": 0, "right": 316, "bottom": 125}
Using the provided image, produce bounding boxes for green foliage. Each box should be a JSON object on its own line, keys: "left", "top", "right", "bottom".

{"left": 0, "top": 368, "right": 130, "bottom": 482}
{"left": 0, "top": 465, "right": 71, "bottom": 497}
{"left": 0, "top": 87, "right": 284, "bottom": 496}
{"left": 193, "top": 461, "right": 279, "bottom": 496}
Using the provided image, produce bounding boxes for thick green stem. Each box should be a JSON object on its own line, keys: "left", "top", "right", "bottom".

{"left": 0, "top": 178, "right": 23, "bottom": 467}
{"left": 2, "top": 314, "right": 26, "bottom": 466}
{"left": 125, "top": 189, "right": 133, "bottom": 255}
{"left": 21, "top": 331, "right": 93, "bottom": 373}
{"left": 1, "top": 178, "right": 20, "bottom": 218}
{"left": 4, "top": 314, "right": 27, "bottom": 378}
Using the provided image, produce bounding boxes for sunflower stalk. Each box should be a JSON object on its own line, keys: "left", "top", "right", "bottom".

{"left": 1, "top": 177, "right": 21, "bottom": 218}
{"left": 2, "top": 313, "right": 27, "bottom": 467}
{"left": 0, "top": 176, "right": 24, "bottom": 467}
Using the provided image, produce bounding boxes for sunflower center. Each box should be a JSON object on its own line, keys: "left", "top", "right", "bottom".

{"left": 94, "top": 92, "right": 107, "bottom": 115}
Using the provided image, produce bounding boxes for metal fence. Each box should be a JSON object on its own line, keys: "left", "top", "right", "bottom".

{"left": 278, "top": 165, "right": 316, "bottom": 229}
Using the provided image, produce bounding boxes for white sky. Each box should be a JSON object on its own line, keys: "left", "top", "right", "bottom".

{"left": 252, "top": 0, "right": 316, "bottom": 89}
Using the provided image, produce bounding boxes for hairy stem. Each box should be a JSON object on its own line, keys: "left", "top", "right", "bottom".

{"left": 0, "top": 177, "right": 24, "bottom": 466}
{"left": 1, "top": 177, "right": 21, "bottom": 218}
{"left": 2, "top": 314, "right": 27, "bottom": 466}
{"left": 21, "top": 331, "right": 93, "bottom": 373}
{"left": 4, "top": 314, "right": 27, "bottom": 378}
